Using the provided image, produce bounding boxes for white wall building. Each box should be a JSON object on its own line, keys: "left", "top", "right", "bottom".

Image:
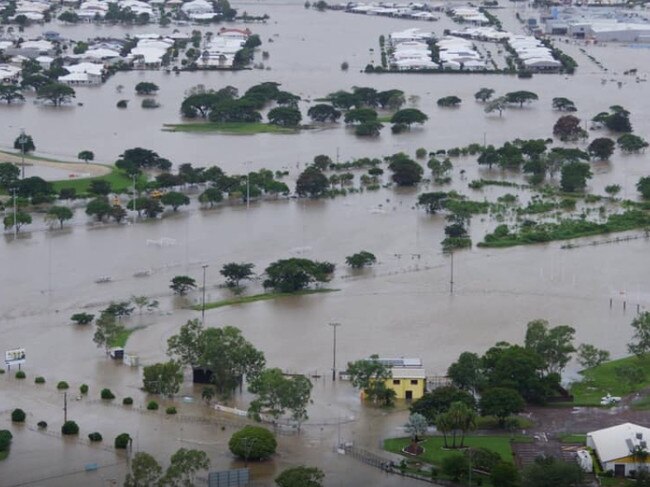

{"left": 587, "top": 423, "right": 650, "bottom": 477}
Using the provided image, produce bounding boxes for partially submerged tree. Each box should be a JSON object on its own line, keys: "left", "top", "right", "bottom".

{"left": 220, "top": 262, "right": 255, "bottom": 288}
{"left": 347, "top": 355, "right": 395, "bottom": 406}
{"left": 345, "top": 251, "right": 376, "bottom": 269}
{"left": 170, "top": 275, "right": 196, "bottom": 296}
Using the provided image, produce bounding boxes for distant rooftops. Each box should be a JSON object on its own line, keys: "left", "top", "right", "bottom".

{"left": 376, "top": 357, "right": 422, "bottom": 368}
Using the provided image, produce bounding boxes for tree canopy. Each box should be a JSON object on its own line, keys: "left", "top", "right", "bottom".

{"left": 248, "top": 368, "right": 313, "bottom": 427}
{"left": 387, "top": 153, "right": 423, "bottom": 186}
{"left": 167, "top": 321, "right": 266, "bottom": 395}
{"left": 229, "top": 426, "right": 277, "bottom": 461}
{"left": 263, "top": 258, "right": 334, "bottom": 292}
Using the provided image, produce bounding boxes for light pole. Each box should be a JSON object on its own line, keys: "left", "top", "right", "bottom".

{"left": 450, "top": 251, "right": 454, "bottom": 295}
{"left": 11, "top": 187, "right": 17, "bottom": 239}
{"left": 329, "top": 322, "right": 341, "bottom": 381}
{"left": 132, "top": 173, "right": 137, "bottom": 217}
{"left": 18, "top": 129, "right": 27, "bottom": 179}
{"left": 245, "top": 161, "right": 252, "bottom": 210}
{"left": 201, "top": 264, "right": 208, "bottom": 325}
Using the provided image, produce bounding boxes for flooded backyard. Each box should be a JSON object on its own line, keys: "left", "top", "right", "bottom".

{"left": 1, "top": 0, "right": 650, "bottom": 485}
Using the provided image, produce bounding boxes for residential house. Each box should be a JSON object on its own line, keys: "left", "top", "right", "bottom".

{"left": 587, "top": 423, "right": 650, "bottom": 476}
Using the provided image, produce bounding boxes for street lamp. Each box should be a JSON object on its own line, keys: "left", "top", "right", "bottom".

{"left": 18, "top": 129, "right": 28, "bottom": 180}
{"left": 329, "top": 322, "right": 341, "bottom": 381}
{"left": 245, "top": 161, "right": 252, "bottom": 210}
{"left": 11, "top": 187, "right": 17, "bottom": 239}
{"left": 201, "top": 264, "right": 209, "bottom": 325}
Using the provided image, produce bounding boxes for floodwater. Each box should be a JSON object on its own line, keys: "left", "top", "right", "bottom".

{"left": 1, "top": 2, "right": 650, "bottom": 485}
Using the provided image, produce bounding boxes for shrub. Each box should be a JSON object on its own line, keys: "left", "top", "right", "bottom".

{"left": 57, "top": 381, "right": 69, "bottom": 390}
{"left": 229, "top": 426, "right": 277, "bottom": 461}
{"left": 37, "top": 421, "right": 47, "bottom": 429}
{"left": 114, "top": 433, "right": 131, "bottom": 449}
{"left": 101, "top": 388, "right": 115, "bottom": 400}
{"left": 0, "top": 430, "right": 12, "bottom": 451}
{"left": 146, "top": 401, "right": 159, "bottom": 411}
{"left": 117, "top": 99, "right": 128, "bottom": 108}
{"left": 11, "top": 409, "right": 26, "bottom": 423}
{"left": 88, "top": 432, "right": 103, "bottom": 442}
{"left": 70, "top": 312, "right": 94, "bottom": 325}
{"left": 15, "top": 370, "right": 26, "bottom": 379}
{"left": 165, "top": 406, "right": 177, "bottom": 415}
{"left": 0, "top": 369, "right": 4, "bottom": 374}
{"left": 122, "top": 397, "right": 133, "bottom": 405}
{"left": 80, "top": 384, "right": 89, "bottom": 394}
{"left": 61, "top": 420, "right": 79, "bottom": 435}
{"left": 141, "top": 98, "right": 160, "bottom": 109}
{"left": 34, "top": 376, "right": 45, "bottom": 384}
{"left": 415, "top": 148, "right": 427, "bottom": 159}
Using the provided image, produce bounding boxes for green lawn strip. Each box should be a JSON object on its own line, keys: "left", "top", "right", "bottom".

{"left": 109, "top": 326, "right": 144, "bottom": 348}
{"left": 51, "top": 167, "right": 145, "bottom": 194}
{"left": 193, "top": 288, "right": 339, "bottom": 311}
{"left": 570, "top": 355, "right": 650, "bottom": 406}
{"left": 558, "top": 433, "right": 586, "bottom": 444}
{"left": 0, "top": 150, "right": 69, "bottom": 164}
{"left": 162, "top": 122, "right": 298, "bottom": 134}
{"left": 384, "top": 435, "right": 524, "bottom": 466}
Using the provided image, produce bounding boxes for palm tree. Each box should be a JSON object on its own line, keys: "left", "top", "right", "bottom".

{"left": 447, "top": 402, "right": 477, "bottom": 449}
{"left": 435, "top": 412, "right": 451, "bottom": 449}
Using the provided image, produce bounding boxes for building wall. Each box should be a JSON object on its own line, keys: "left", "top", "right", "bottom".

{"left": 383, "top": 377, "right": 425, "bottom": 399}
{"left": 602, "top": 456, "right": 650, "bottom": 476}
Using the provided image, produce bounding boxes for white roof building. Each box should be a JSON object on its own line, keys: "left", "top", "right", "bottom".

{"left": 181, "top": 0, "right": 214, "bottom": 15}
{"left": 587, "top": 423, "right": 650, "bottom": 476}
{"left": 0, "top": 64, "right": 21, "bottom": 82}
{"left": 20, "top": 39, "right": 53, "bottom": 52}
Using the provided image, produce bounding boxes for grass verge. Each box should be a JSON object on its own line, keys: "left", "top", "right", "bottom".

{"left": 163, "top": 122, "right": 299, "bottom": 134}
{"left": 384, "top": 435, "right": 527, "bottom": 466}
{"left": 570, "top": 355, "right": 650, "bottom": 406}
{"left": 109, "top": 326, "right": 144, "bottom": 348}
{"left": 193, "top": 288, "right": 339, "bottom": 311}
{"left": 558, "top": 433, "right": 586, "bottom": 444}
{"left": 51, "top": 167, "right": 145, "bottom": 194}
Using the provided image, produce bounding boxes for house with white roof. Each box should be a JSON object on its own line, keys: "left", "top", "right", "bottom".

{"left": 587, "top": 423, "right": 650, "bottom": 477}
{"left": 58, "top": 62, "right": 104, "bottom": 85}
{"left": 0, "top": 64, "right": 21, "bottom": 83}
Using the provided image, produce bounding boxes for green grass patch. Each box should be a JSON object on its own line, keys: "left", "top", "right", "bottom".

{"left": 193, "top": 288, "right": 339, "bottom": 311}
{"left": 51, "top": 167, "right": 145, "bottom": 195}
{"left": 631, "top": 395, "right": 650, "bottom": 411}
{"left": 480, "top": 210, "right": 650, "bottom": 248}
{"left": 384, "top": 435, "right": 524, "bottom": 466}
{"left": 570, "top": 355, "right": 650, "bottom": 406}
{"left": 558, "top": 433, "right": 586, "bottom": 444}
{"left": 163, "top": 122, "right": 299, "bottom": 134}
{"left": 109, "top": 326, "right": 143, "bottom": 348}
{"left": 599, "top": 477, "right": 636, "bottom": 487}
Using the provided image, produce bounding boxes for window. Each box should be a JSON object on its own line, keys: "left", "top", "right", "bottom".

{"left": 410, "top": 379, "right": 419, "bottom": 385}
{"left": 392, "top": 379, "right": 400, "bottom": 385}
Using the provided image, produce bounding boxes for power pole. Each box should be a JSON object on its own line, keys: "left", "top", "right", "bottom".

{"left": 201, "top": 264, "right": 208, "bottom": 325}
{"left": 329, "top": 322, "right": 341, "bottom": 381}
{"left": 450, "top": 251, "right": 454, "bottom": 295}
{"left": 19, "top": 129, "right": 26, "bottom": 180}
{"left": 245, "top": 161, "right": 251, "bottom": 210}
{"left": 12, "top": 188, "right": 17, "bottom": 239}
{"left": 63, "top": 391, "right": 67, "bottom": 423}
{"left": 132, "top": 173, "right": 137, "bottom": 218}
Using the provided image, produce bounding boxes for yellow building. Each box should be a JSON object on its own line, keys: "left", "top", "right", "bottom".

{"left": 385, "top": 367, "right": 426, "bottom": 400}
{"left": 378, "top": 358, "right": 426, "bottom": 400}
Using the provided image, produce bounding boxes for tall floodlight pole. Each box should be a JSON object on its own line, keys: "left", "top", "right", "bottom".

{"left": 245, "top": 161, "right": 252, "bottom": 210}
{"left": 12, "top": 188, "right": 17, "bottom": 239}
{"left": 19, "top": 129, "right": 27, "bottom": 179}
{"left": 201, "top": 264, "right": 209, "bottom": 325}
{"left": 450, "top": 251, "right": 454, "bottom": 295}
{"left": 329, "top": 322, "right": 341, "bottom": 381}
{"left": 132, "top": 173, "right": 137, "bottom": 217}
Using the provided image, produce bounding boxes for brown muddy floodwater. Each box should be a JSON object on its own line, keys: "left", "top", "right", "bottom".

{"left": 1, "top": 1, "right": 650, "bottom": 485}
